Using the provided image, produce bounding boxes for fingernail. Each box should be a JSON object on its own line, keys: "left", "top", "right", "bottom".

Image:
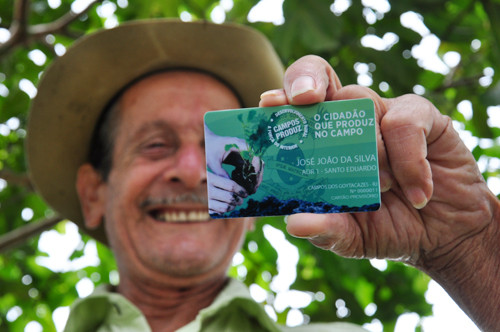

{"left": 379, "top": 170, "right": 393, "bottom": 192}
{"left": 406, "top": 188, "right": 428, "bottom": 209}
{"left": 291, "top": 76, "right": 315, "bottom": 99}
{"left": 260, "top": 89, "right": 285, "bottom": 99}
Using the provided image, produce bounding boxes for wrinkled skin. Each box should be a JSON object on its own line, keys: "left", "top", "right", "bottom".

{"left": 76, "top": 71, "right": 254, "bottom": 332}
{"left": 260, "top": 55, "right": 500, "bottom": 331}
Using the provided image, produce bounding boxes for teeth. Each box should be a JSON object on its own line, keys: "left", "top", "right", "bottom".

{"left": 156, "top": 211, "right": 210, "bottom": 222}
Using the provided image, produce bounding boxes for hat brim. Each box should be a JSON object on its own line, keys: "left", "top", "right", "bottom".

{"left": 26, "top": 19, "right": 284, "bottom": 244}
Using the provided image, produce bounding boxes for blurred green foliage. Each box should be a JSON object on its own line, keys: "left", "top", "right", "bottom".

{"left": 1, "top": 0, "right": 499, "bottom": 330}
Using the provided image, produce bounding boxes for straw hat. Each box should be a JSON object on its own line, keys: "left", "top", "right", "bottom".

{"left": 26, "top": 19, "right": 284, "bottom": 244}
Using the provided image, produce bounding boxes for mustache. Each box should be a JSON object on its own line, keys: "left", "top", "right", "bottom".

{"left": 140, "top": 193, "right": 208, "bottom": 208}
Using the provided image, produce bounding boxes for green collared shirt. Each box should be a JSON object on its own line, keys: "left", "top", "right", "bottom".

{"left": 63, "top": 279, "right": 367, "bottom": 332}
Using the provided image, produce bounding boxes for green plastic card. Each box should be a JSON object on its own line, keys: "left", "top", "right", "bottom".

{"left": 204, "top": 99, "right": 380, "bottom": 219}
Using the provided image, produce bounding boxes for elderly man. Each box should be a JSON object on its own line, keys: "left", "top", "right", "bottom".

{"left": 26, "top": 19, "right": 499, "bottom": 331}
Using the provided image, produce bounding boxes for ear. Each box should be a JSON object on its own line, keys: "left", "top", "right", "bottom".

{"left": 76, "top": 163, "right": 107, "bottom": 230}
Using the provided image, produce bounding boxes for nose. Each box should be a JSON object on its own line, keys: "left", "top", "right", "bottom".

{"left": 170, "top": 143, "right": 207, "bottom": 188}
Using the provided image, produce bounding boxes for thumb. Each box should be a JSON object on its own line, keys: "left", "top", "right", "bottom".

{"left": 209, "top": 160, "right": 230, "bottom": 179}
{"left": 284, "top": 55, "right": 342, "bottom": 105}
{"left": 286, "top": 213, "right": 361, "bottom": 257}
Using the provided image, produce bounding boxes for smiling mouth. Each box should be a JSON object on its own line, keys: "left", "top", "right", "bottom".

{"left": 142, "top": 194, "right": 210, "bottom": 223}
{"left": 151, "top": 210, "right": 210, "bottom": 223}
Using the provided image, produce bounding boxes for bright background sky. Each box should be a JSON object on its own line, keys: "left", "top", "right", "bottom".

{"left": 3, "top": 0, "right": 497, "bottom": 331}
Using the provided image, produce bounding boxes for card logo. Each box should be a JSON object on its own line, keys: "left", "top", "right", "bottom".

{"left": 267, "top": 108, "right": 309, "bottom": 150}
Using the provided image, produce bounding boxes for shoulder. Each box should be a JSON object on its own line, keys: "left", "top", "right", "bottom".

{"left": 281, "top": 322, "right": 368, "bottom": 332}
{"left": 63, "top": 285, "right": 150, "bottom": 332}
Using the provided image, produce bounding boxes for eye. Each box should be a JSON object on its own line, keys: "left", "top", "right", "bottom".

{"left": 141, "top": 139, "right": 177, "bottom": 159}
{"left": 146, "top": 141, "right": 166, "bottom": 149}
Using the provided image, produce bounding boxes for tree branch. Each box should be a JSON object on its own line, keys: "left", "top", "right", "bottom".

{"left": 480, "top": 0, "right": 500, "bottom": 61}
{"left": 440, "top": 0, "right": 475, "bottom": 42}
{"left": 29, "top": 0, "right": 102, "bottom": 37}
{"left": 0, "top": 216, "right": 63, "bottom": 252}
{"left": 0, "top": 0, "right": 102, "bottom": 56}
{"left": 12, "top": 0, "right": 30, "bottom": 30}
{"left": 434, "top": 74, "right": 483, "bottom": 92}
{"left": 0, "top": 0, "right": 30, "bottom": 54}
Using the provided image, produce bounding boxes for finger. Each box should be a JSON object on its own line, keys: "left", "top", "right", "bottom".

{"left": 381, "top": 94, "right": 448, "bottom": 208}
{"left": 207, "top": 172, "right": 248, "bottom": 198}
{"left": 330, "top": 85, "right": 394, "bottom": 192}
{"left": 256, "top": 160, "right": 264, "bottom": 187}
{"left": 283, "top": 55, "right": 342, "bottom": 105}
{"left": 260, "top": 89, "right": 288, "bottom": 107}
{"left": 251, "top": 157, "right": 263, "bottom": 172}
{"left": 286, "top": 213, "right": 363, "bottom": 258}
{"left": 208, "top": 185, "right": 244, "bottom": 206}
{"left": 209, "top": 161, "right": 230, "bottom": 178}
{"left": 209, "top": 199, "right": 236, "bottom": 213}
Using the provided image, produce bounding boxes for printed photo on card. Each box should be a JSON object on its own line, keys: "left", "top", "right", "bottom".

{"left": 204, "top": 99, "right": 380, "bottom": 219}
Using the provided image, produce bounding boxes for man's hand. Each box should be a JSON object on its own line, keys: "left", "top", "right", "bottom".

{"left": 207, "top": 172, "right": 247, "bottom": 214}
{"left": 260, "top": 55, "right": 500, "bottom": 330}
{"left": 205, "top": 126, "right": 263, "bottom": 214}
{"left": 222, "top": 149, "right": 264, "bottom": 195}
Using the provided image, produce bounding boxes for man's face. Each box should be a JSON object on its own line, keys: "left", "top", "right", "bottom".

{"left": 98, "top": 71, "right": 251, "bottom": 285}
